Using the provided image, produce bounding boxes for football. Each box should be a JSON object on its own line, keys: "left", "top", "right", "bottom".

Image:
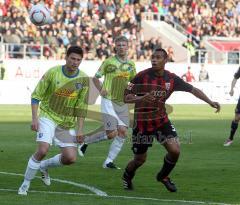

{"left": 29, "top": 4, "right": 52, "bottom": 26}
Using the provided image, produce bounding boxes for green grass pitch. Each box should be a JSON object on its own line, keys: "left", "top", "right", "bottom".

{"left": 0, "top": 105, "right": 239, "bottom": 205}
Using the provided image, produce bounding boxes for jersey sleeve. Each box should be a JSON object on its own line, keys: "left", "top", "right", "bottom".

{"left": 95, "top": 60, "right": 107, "bottom": 78}
{"left": 129, "top": 62, "right": 137, "bottom": 81}
{"left": 234, "top": 67, "right": 240, "bottom": 79}
{"left": 74, "top": 77, "right": 89, "bottom": 118}
{"left": 173, "top": 74, "right": 193, "bottom": 92}
{"left": 31, "top": 70, "right": 52, "bottom": 101}
{"left": 124, "top": 73, "right": 141, "bottom": 96}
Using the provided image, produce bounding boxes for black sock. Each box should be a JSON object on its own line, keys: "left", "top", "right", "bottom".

{"left": 157, "top": 155, "right": 176, "bottom": 181}
{"left": 124, "top": 168, "right": 135, "bottom": 180}
{"left": 229, "top": 121, "right": 238, "bottom": 140}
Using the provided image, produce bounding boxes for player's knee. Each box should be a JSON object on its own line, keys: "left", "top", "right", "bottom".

{"left": 61, "top": 154, "right": 77, "bottom": 165}
{"left": 134, "top": 154, "right": 147, "bottom": 167}
{"left": 169, "top": 149, "right": 180, "bottom": 161}
{"left": 234, "top": 115, "right": 240, "bottom": 121}
{"left": 36, "top": 147, "right": 49, "bottom": 159}
{"left": 118, "top": 127, "right": 128, "bottom": 137}
{"left": 106, "top": 130, "right": 118, "bottom": 139}
{"left": 135, "top": 158, "right": 146, "bottom": 166}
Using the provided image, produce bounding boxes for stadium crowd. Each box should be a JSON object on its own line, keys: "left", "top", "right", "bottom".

{"left": 0, "top": 0, "right": 239, "bottom": 60}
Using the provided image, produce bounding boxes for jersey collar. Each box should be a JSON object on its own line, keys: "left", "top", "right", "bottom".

{"left": 62, "top": 66, "right": 79, "bottom": 78}
{"left": 115, "top": 55, "right": 129, "bottom": 64}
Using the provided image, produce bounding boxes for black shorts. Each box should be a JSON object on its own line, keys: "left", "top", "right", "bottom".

{"left": 131, "top": 121, "right": 178, "bottom": 155}
{"left": 235, "top": 97, "right": 240, "bottom": 114}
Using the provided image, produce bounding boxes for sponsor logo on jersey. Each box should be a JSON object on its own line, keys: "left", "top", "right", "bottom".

{"left": 152, "top": 90, "right": 166, "bottom": 98}
{"left": 55, "top": 89, "right": 77, "bottom": 98}
{"left": 117, "top": 72, "right": 130, "bottom": 78}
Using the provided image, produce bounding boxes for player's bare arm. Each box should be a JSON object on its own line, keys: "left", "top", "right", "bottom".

{"left": 124, "top": 92, "right": 156, "bottom": 104}
{"left": 191, "top": 87, "right": 221, "bottom": 113}
{"left": 76, "top": 117, "right": 85, "bottom": 143}
{"left": 31, "top": 103, "right": 39, "bottom": 131}
{"left": 230, "top": 78, "right": 237, "bottom": 96}
{"left": 93, "top": 77, "right": 108, "bottom": 97}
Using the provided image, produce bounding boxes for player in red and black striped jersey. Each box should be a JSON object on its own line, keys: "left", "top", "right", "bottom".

{"left": 122, "top": 48, "right": 220, "bottom": 192}
{"left": 224, "top": 66, "right": 240, "bottom": 146}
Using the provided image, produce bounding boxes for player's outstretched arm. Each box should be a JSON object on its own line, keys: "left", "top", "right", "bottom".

{"left": 191, "top": 87, "right": 221, "bottom": 113}
{"left": 93, "top": 77, "right": 107, "bottom": 97}
{"left": 124, "top": 92, "right": 156, "bottom": 104}
{"left": 229, "top": 78, "right": 237, "bottom": 96}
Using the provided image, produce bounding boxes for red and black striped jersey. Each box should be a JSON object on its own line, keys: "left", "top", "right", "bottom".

{"left": 125, "top": 68, "right": 193, "bottom": 133}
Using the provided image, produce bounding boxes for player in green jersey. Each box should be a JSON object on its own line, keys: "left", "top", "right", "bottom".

{"left": 78, "top": 36, "right": 136, "bottom": 169}
{"left": 18, "top": 46, "right": 88, "bottom": 195}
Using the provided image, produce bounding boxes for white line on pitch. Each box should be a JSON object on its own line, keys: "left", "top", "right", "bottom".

{"left": 0, "top": 171, "right": 107, "bottom": 196}
{"left": 0, "top": 188, "right": 234, "bottom": 205}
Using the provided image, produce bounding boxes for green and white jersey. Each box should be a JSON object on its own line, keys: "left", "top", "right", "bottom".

{"left": 95, "top": 56, "right": 136, "bottom": 104}
{"left": 32, "top": 65, "right": 89, "bottom": 128}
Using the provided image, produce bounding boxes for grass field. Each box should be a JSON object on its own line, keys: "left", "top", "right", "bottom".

{"left": 0, "top": 104, "right": 240, "bottom": 205}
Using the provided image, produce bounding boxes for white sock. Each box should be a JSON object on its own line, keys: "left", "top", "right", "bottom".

{"left": 105, "top": 136, "right": 125, "bottom": 164}
{"left": 84, "top": 131, "right": 108, "bottom": 144}
{"left": 40, "top": 154, "right": 62, "bottom": 170}
{"left": 23, "top": 156, "right": 40, "bottom": 184}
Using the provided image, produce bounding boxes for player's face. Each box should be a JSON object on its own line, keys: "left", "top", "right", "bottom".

{"left": 65, "top": 53, "right": 82, "bottom": 72}
{"left": 151, "top": 51, "right": 167, "bottom": 70}
{"left": 115, "top": 40, "right": 128, "bottom": 57}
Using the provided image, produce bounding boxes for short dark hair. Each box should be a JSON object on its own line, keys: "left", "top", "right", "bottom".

{"left": 114, "top": 35, "right": 128, "bottom": 44}
{"left": 66, "top": 46, "right": 84, "bottom": 57}
{"left": 154, "top": 48, "right": 168, "bottom": 59}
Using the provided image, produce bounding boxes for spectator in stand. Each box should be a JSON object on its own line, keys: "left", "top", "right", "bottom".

{"left": 2, "top": 0, "right": 239, "bottom": 60}
{"left": 199, "top": 64, "right": 209, "bottom": 82}
{"left": 195, "top": 41, "right": 207, "bottom": 63}
{"left": 167, "top": 46, "right": 175, "bottom": 62}
{"left": 183, "top": 38, "right": 196, "bottom": 63}
{"left": 181, "top": 66, "right": 195, "bottom": 82}
{"left": 0, "top": 60, "right": 5, "bottom": 80}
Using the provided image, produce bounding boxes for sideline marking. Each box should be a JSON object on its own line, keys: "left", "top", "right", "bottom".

{"left": 0, "top": 171, "right": 234, "bottom": 205}
{"left": 0, "top": 188, "right": 234, "bottom": 205}
{"left": 0, "top": 171, "right": 107, "bottom": 196}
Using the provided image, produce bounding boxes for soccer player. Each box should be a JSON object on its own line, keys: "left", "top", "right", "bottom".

{"left": 224, "top": 66, "right": 240, "bottom": 146}
{"left": 18, "top": 46, "right": 89, "bottom": 195}
{"left": 122, "top": 48, "right": 220, "bottom": 192}
{"left": 79, "top": 36, "right": 136, "bottom": 169}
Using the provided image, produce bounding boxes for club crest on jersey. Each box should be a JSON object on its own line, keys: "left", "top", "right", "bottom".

{"left": 165, "top": 83, "right": 171, "bottom": 91}
{"left": 75, "top": 83, "right": 83, "bottom": 90}
{"left": 105, "top": 64, "right": 117, "bottom": 73}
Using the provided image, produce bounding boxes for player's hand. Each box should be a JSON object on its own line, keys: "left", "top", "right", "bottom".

{"left": 76, "top": 134, "right": 84, "bottom": 144}
{"left": 141, "top": 92, "right": 156, "bottom": 103}
{"left": 31, "top": 118, "right": 39, "bottom": 132}
{"left": 100, "top": 89, "right": 108, "bottom": 97}
{"left": 210, "top": 101, "right": 221, "bottom": 113}
{"left": 229, "top": 89, "right": 234, "bottom": 96}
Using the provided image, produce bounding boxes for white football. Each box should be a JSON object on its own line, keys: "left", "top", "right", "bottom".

{"left": 29, "top": 4, "right": 52, "bottom": 26}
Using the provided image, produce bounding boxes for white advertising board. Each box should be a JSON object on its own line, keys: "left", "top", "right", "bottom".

{"left": 0, "top": 60, "right": 239, "bottom": 104}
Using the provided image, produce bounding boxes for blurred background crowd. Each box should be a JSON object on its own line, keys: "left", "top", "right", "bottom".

{"left": 0, "top": 0, "right": 239, "bottom": 61}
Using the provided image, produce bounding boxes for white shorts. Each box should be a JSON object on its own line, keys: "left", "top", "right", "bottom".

{"left": 36, "top": 117, "right": 77, "bottom": 148}
{"left": 101, "top": 97, "right": 129, "bottom": 130}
